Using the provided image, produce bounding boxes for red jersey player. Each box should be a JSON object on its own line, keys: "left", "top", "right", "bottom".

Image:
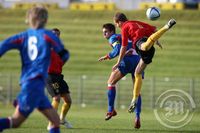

{"left": 112, "top": 12, "right": 176, "bottom": 113}
{"left": 46, "top": 28, "right": 72, "bottom": 129}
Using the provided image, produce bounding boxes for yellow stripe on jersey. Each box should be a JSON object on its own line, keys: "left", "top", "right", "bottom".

{"left": 112, "top": 41, "right": 120, "bottom": 47}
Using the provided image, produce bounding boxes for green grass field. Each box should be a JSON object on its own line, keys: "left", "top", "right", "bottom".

{"left": 1, "top": 105, "right": 200, "bottom": 133}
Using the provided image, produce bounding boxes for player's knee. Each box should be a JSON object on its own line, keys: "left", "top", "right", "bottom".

{"left": 12, "top": 119, "right": 23, "bottom": 128}
{"left": 141, "top": 45, "right": 149, "bottom": 51}
{"left": 134, "top": 73, "right": 142, "bottom": 78}
{"left": 107, "top": 80, "right": 116, "bottom": 85}
{"left": 63, "top": 95, "right": 72, "bottom": 105}
{"left": 68, "top": 99, "right": 72, "bottom": 105}
{"left": 53, "top": 96, "right": 61, "bottom": 103}
{"left": 64, "top": 100, "right": 72, "bottom": 106}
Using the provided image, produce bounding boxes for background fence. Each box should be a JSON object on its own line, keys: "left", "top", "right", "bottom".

{"left": 0, "top": 74, "right": 199, "bottom": 110}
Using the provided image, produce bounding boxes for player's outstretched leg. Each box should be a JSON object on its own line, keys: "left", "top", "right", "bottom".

{"left": 141, "top": 19, "right": 176, "bottom": 51}
{"left": 47, "top": 98, "right": 60, "bottom": 130}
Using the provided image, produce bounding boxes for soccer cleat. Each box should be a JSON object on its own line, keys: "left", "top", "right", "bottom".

{"left": 134, "top": 117, "right": 141, "bottom": 129}
{"left": 167, "top": 19, "right": 176, "bottom": 29}
{"left": 60, "top": 119, "right": 73, "bottom": 129}
{"left": 105, "top": 110, "right": 117, "bottom": 121}
{"left": 128, "top": 100, "right": 137, "bottom": 113}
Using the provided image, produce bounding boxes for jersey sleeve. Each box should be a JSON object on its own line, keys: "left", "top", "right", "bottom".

{"left": 0, "top": 33, "right": 23, "bottom": 57}
{"left": 107, "top": 36, "right": 121, "bottom": 59}
{"left": 44, "top": 32, "right": 70, "bottom": 63}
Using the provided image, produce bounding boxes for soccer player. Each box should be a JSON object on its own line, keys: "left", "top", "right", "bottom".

{"left": 98, "top": 23, "right": 143, "bottom": 129}
{"left": 46, "top": 28, "right": 72, "bottom": 129}
{"left": 112, "top": 12, "right": 176, "bottom": 113}
{"left": 0, "top": 6, "right": 69, "bottom": 133}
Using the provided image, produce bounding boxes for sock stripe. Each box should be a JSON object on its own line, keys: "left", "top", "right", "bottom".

{"left": 108, "top": 86, "right": 116, "bottom": 90}
{"left": 8, "top": 117, "right": 12, "bottom": 128}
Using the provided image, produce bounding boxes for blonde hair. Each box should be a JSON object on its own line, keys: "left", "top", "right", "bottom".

{"left": 26, "top": 6, "right": 48, "bottom": 29}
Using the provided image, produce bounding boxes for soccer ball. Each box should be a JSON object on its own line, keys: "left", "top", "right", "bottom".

{"left": 146, "top": 7, "right": 161, "bottom": 21}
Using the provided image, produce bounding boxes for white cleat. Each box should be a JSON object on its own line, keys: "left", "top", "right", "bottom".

{"left": 60, "top": 119, "right": 73, "bottom": 129}
{"left": 167, "top": 19, "right": 176, "bottom": 29}
{"left": 47, "top": 125, "right": 51, "bottom": 131}
{"left": 128, "top": 99, "right": 138, "bottom": 113}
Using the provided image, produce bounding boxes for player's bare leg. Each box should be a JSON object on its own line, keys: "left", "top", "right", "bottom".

{"left": 40, "top": 108, "right": 60, "bottom": 132}
{"left": 141, "top": 19, "right": 176, "bottom": 51}
{"left": 47, "top": 96, "right": 60, "bottom": 130}
{"left": 0, "top": 106, "right": 27, "bottom": 132}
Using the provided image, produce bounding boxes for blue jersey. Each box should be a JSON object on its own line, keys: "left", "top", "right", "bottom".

{"left": 107, "top": 34, "right": 142, "bottom": 76}
{"left": 0, "top": 28, "right": 69, "bottom": 83}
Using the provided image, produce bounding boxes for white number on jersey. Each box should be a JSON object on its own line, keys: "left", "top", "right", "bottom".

{"left": 28, "top": 36, "right": 38, "bottom": 61}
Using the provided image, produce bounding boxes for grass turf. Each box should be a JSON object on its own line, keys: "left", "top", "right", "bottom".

{"left": 1, "top": 105, "right": 200, "bottom": 133}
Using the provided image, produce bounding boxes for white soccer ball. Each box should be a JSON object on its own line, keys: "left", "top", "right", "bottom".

{"left": 146, "top": 7, "right": 161, "bottom": 21}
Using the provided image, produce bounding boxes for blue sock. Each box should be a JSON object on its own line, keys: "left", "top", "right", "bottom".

{"left": 107, "top": 85, "right": 116, "bottom": 112}
{"left": 0, "top": 118, "right": 10, "bottom": 132}
{"left": 135, "top": 95, "right": 142, "bottom": 119}
{"left": 49, "top": 127, "right": 60, "bottom": 133}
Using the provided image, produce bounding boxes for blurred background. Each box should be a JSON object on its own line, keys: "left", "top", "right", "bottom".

{"left": 0, "top": 0, "right": 199, "bottom": 110}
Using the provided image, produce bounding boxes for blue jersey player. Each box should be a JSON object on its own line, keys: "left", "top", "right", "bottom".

{"left": 98, "top": 23, "right": 143, "bottom": 129}
{"left": 0, "top": 6, "right": 69, "bottom": 133}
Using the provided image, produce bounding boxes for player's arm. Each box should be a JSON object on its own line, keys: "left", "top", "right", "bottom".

{"left": 57, "top": 48, "right": 70, "bottom": 64}
{"left": 46, "top": 32, "right": 70, "bottom": 64}
{"left": 98, "top": 54, "right": 109, "bottom": 62}
{"left": 0, "top": 34, "right": 23, "bottom": 57}
{"left": 98, "top": 41, "right": 121, "bottom": 62}
{"left": 112, "top": 29, "right": 128, "bottom": 71}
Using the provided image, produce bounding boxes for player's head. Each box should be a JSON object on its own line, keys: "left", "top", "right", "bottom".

{"left": 113, "top": 12, "right": 128, "bottom": 28}
{"left": 102, "top": 23, "right": 115, "bottom": 39}
{"left": 52, "top": 28, "right": 60, "bottom": 37}
{"left": 26, "top": 6, "right": 48, "bottom": 29}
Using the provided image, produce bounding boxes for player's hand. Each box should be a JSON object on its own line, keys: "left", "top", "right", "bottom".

{"left": 98, "top": 56, "right": 107, "bottom": 62}
{"left": 125, "top": 48, "right": 134, "bottom": 56}
{"left": 156, "top": 40, "right": 162, "bottom": 49}
{"left": 112, "top": 63, "right": 119, "bottom": 71}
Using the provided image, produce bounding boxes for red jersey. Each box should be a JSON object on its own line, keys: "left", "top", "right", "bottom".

{"left": 121, "top": 20, "right": 156, "bottom": 48}
{"left": 48, "top": 50, "right": 64, "bottom": 74}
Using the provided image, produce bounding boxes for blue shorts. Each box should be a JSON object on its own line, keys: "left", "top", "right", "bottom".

{"left": 118, "top": 55, "right": 144, "bottom": 78}
{"left": 17, "top": 77, "right": 52, "bottom": 117}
